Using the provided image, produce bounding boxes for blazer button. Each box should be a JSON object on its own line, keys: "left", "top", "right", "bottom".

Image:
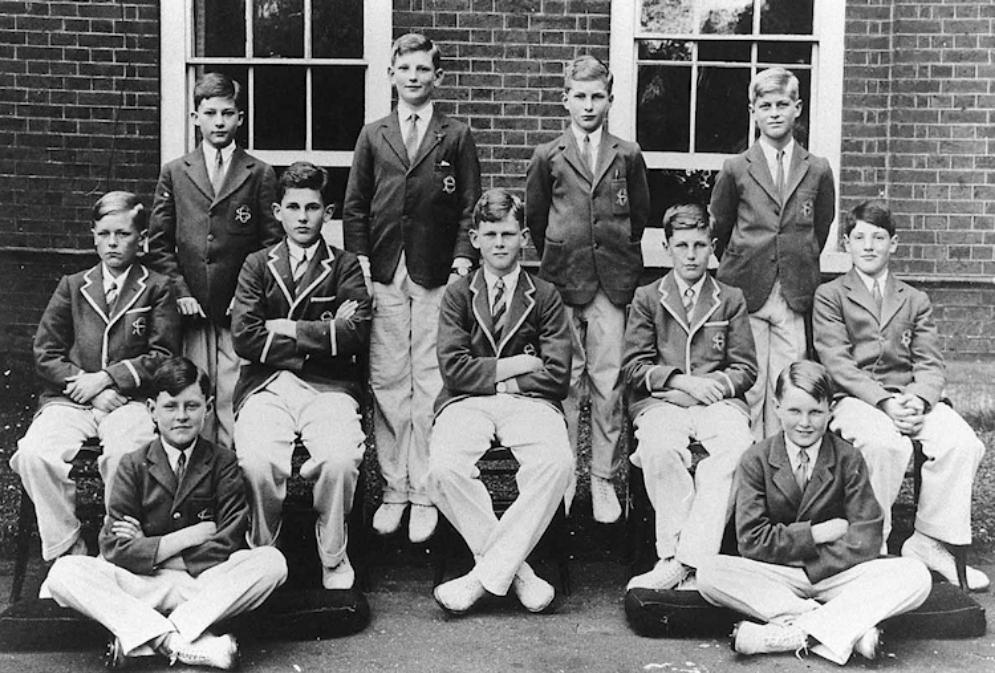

{"left": 593, "top": 241, "right": 601, "bottom": 249}
{"left": 172, "top": 512, "right": 181, "bottom": 520}
{"left": 207, "top": 233, "right": 215, "bottom": 242}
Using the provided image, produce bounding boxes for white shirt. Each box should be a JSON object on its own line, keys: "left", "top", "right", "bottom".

{"left": 674, "top": 274, "right": 707, "bottom": 312}
{"left": 854, "top": 267, "right": 888, "bottom": 296}
{"left": 162, "top": 437, "right": 198, "bottom": 475}
{"left": 785, "top": 435, "right": 819, "bottom": 485}
{"left": 288, "top": 239, "right": 321, "bottom": 278}
{"left": 759, "top": 136, "right": 794, "bottom": 188}
{"left": 396, "top": 100, "right": 434, "bottom": 153}
{"left": 202, "top": 140, "right": 236, "bottom": 188}
{"left": 484, "top": 264, "right": 521, "bottom": 311}
{"left": 102, "top": 264, "right": 131, "bottom": 297}
{"left": 571, "top": 124, "right": 603, "bottom": 173}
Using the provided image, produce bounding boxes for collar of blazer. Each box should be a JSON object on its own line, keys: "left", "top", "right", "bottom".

{"left": 266, "top": 240, "right": 336, "bottom": 315}
{"left": 766, "top": 432, "right": 837, "bottom": 518}
{"left": 182, "top": 146, "right": 255, "bottom": 205}
{"left": 656, "top": 271, "right": 721, "bottom": 336}
{"left": 380, "top": 110, "right": 449, "bottom": 173}
{"left": 745, "top": 141, "right": 811, "bottom": 207}
{"left": 146, "top": 437, "right": 213, "bottom": 502}
{"left": 469, "top": 268, "right": 537, "bottom": 357}
{"left": 557, "top": 130, "right": 621, "bottom": 188}
{"left": 841, "top": 268, "right": 907, "bottom": 329}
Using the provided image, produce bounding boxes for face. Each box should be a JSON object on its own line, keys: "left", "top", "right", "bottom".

{"left": 191, "top": 95, "right": 243, "bottom": 149}
{"left": 666, "top": 226, "right": 713, "bottom": 284}
{"left": 562, "top": 78, "right": 612, "bottom": 133}
{"left": 92, "top": 212, "right": 145, "bottom": 275}
{"left": 389, "top": 50, "right": 443, "bottom": 108}
{"left": 775, "top": 384, "right": 830, "bottom": 450}
{"left": 148, "top": 383, "right": 211, "bottom": 450}
{"left": 751, "top": 90, "right": 801, "bottom": 146}
{"left": 845, "top": 219, "right": 897, "bottom": 279}
{"left": 470, "top": 213, "right": 527, "bottom": 276}
{"left": 274, "top": 187, "right": 329, "bottom": 248}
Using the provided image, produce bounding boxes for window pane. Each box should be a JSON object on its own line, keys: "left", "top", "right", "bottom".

{"left": 313, "top": 67, "right": 366, "bottom": 151}
{"left": 647, "top": 169, "right": 718, "bottom": 229}
{"left": 193, "top": 65, "right": 250, "bottom": 149}
{"left": 695, "top": 66, "right": 750, "bottom": 153}
{"left": 640, "top": 0, "right": 694, "bottom": 33}
{"left": 640, "top": 0, "right": 753, "bottom": 35}
{"left": 698, "top": 1, "right": 753, "bottom": 35}
{"left": 637, "top": 65, "right": 691, "bottom": 152}
{"left": 313, "top": 0, "right": 363, "bottom": 58}
{"left": 698, "top": 40, "right": 751, "bottom": 62}
{"left": 254, "top": 0, "right": 304, "bottom": 58}
{"left": 194, "top": 0, "right": 246, "bottom": 57}
{"left": 758, "top": 41, "right": 813, "bottom": 65}
{"left": 760, "top": 0, "right": 813, "bottom": 35}
{"left": 254, "top": 66, "right": 306, "bottom": 149}
{"left": 638, "top": 39, "right": 693, "bottom": 61}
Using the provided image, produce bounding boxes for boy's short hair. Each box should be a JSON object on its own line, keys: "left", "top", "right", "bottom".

{"left": 845, "top": 199, "right": 896, "bottom": 237}
{"left": 472, "top": 188, "right": 524, "bottom": 230}
{"left": 774, "top": 360, "right": 835, "bottom": 405}
{"left": 193, "top": 72, "right": 243, "bottom": 110}
{"left": 662, "top": 203, "right": 711, "bottom": 240}
{"left": 92, "top": 191, "right": 148, "bottom": 232}
{"left": 152, "top": 356, "right": 211, "bottom": 399}
{"left": 391, "top": 32, "right": 441, "bottom": 70}
{"left": 749, "top": 66, "right": 800, "bottom": 104}
{"left": 564, "top": 54, "right": 613, "bottom": 94}
{"left": 276, "top": 161, "right": 328, "bottom": 202}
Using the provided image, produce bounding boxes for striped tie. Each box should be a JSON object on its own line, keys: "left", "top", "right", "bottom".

{"left": 175, "top": 450, "right": 187, "bottom": 487}
{"left": 796, "top": 448, "right": 809, "bottom": 491}
{"left": 105, "top": 280, "right": 120, "bottom": 312}
{"left": 492, "top": 278, "right": 507, "bottom": 341}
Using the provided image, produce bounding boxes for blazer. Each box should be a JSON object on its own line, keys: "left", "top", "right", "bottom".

{"left": 231, "top": 240, "right": 371, "bottom": 411}
{"left": 622, "top": 271, "right": 757, "bottom": 419}
{"left": 434, "top": 268, "right": 572, "bottom": 415}
{"left": 709, "top": 141, "right": 836, "bottom": 314}
{"left": 148, "top": 146, "right": 282, "bottom": 324}
{"left": 813, "top": 269, "right": 945, "bottom": 409}
{"left": 526, "top": 130, "right": 650, "bottom": 307}
{"left": 342, "top": 110, "right": 481, "bottom": 288}
{"left": 33, "top": 263, "right": 181, "bottom": 410}
{"left": 735, "top": 432, "right": 883, "bottom": 584}
{"left": 99, "top": 437, "right": 249, "bottom": 577}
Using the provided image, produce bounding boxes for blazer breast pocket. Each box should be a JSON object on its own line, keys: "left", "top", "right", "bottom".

{"left": 794, "top": 189, "right": 817, "bottom": 226}
{"left": 226, "top": 203, "right": 257, "bottom": 235}
{"left": 185, "top": 497, "right": 216, "bottom": 523}
{"left": 609, "top": 178, "right": 631, "bottom": 216}
{"left": 435, "top": 160, "right": 458, "bottom": 200}
{"left": 702, "top": 321, "right": 730, "bottom": 361}
{"left": 124, "top": 307, "right": 151, "bottom": 342}
{"left": 310, "top": 296, "right": 336, "bottom": 320}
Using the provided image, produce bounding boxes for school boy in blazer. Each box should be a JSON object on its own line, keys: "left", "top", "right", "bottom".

{"left": 11, "top": 192, "right": 180, "bottom": 562}
{"left": 814, "top": 200, "right": 988, "bottom": 590}
{"left": 343, "top": 33, "right": 481, "bottom": 543}
{"left": 697, "top": 361, "right": 930, "bottom": 665}
{"left": 428, "top": 189, "right": 573, "bottom": 615}
{"left": 622, "top": 204, "right": 756, "bottom": 592}
{"left": 709, "top": 67, "right": 835, "bottom": 442}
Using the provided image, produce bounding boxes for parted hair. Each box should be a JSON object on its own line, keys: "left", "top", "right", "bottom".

{"left": 276, "top": 161, "right": 328, "bottom": 202}
{"left": 391, "top": 32, "right": 441, "bottom": 70}
{"left": 662, "top": 203, "right": 711, "bottom": 240}
{"left": 845, "top": 199, "right": 896, "bottom": 237}
{"left": 564, "top": 54, "right": 613, "bottom": 93}
{"left": 774, "top": 360, "right": 835, "bottom": 405}
{"left": 91, "top": 191, "right": 148, "bottom": 232}
{"left": 193, "top": 72, "right": 243, "bottom": 110}
{"left": 151, "top": 357, "right": 211, "bottom": 399}
{"left": 472, "top": 188, "right": 524, "bottom": 230}
{"left": 749, "top": 66, "right": 800, "bottom": 104}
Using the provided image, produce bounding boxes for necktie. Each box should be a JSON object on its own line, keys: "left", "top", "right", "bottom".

{"left": 795, "top": 448, "right": 810, "bottom": 491}
{"left": 404, "top": 113, "right": 420, "bottom": 162}
{"left": 580, "top": 134, "right": 593, "bottom": 175}
{"left": 775, "top": 149, "right": 786, "bottom": 204}
{"left": 293, "top": 252, "right": 308, "bottom": 288}
{"left": 492, "top": 278, "right": 507, "bottom": 340}
{"left": 211, "top": 148, "right": 225, "bottom": 194}
{"left": 105, "top": 279, "right": 119, "bottom": 311}
{"left": 682, "top": 287, "right": 695, "bottom": 317}
{"left": 871, "top": 279, "right": 883, "bottom": 317}
{"left": 175, "top": 450, "right": 187, "bottom": 486}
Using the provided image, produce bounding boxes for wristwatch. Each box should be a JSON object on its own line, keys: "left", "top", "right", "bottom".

{"left": 496, "top": 381, "right": 508, "bottom": 394}
{"left": 451, "top": 265, "right": 471, "bottom": 277}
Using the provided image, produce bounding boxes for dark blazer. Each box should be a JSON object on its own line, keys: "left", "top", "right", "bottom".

{"left": 622, "top": 271, "right": 757, "bottom": 419}
{"left": 231, "top": 240, "right": 371, "bottom": 411}
{"left": 735, "top": 432, "right": 883, "bottom": 584}
{"left": 148, "top": 146, "right": 282, "bottom": 324}
{"left": 435, "top": 269, "right": 571, "bottom": 415}
{"left": 813, "top": 269, "right": 944, "bottom": 409}
{"left": 99, "top": 437, "right": 249, "bottom": 578}
{"left": 526, "top": 130, "right": 650, "bottom": 306}
{"left": 342, "top": 110, "right": 481, "bottom": 288}
{"left": 33, "top": 263, "right": 181, "bottom": 409}
{"left": 709, "top": 141, "right": 836, "bottom": 314}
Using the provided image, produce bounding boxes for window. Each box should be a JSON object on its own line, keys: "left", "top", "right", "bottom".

{"left": 609, "top": 0, "right": 845, "bottom": 268}
{"left": 160, "top": 1, "right": 392, "bottom": 220}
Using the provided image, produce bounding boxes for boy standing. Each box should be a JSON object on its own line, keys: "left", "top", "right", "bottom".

{"left": 709, "top": 67, "right": 836, "bottom": 441}
{"left": 428, "top": 189, "right": 573, "bottom": 615}
{"left": 11, "top": 191, "right": 180, "bottom": 561}
{"left": 232, "top": 162, "right": 371, "bottom": 591}
{"left": 697, "top": 361, "right": 931, "bottom": 665}
{"left": 149, "top": 72, "right": 282, "bottom": 449}
{"left": 623, "top": 204, "right": 756, "bottom": 592}
{"left": 42, "top": 357, "right": 287, "bottom": 670}
{"left": 343, "top": 33, "right": 481, "bottom": 543}
{"left": 526, "top": 55, "right": 650, "bottom": 523}
{"left": 814, "top": 200, "right": 988, "bottom": 590}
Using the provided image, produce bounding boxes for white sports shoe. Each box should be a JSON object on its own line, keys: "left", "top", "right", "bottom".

{"left": 626, "top": 559, "right": 687, "bottom": 592}
{"left": 372, "top": 502, "right": 407, "bottom": 535}
{"left": 902, "top": 532, "right": 990, "bottom": 591}
{"left": 591, "top": 475, "right": 622, "bottom": 524}
{"left": 512, "top": 562, "right": 555, "bottom": 613}
{"left": 323, "top": 555, "right": 355, "bottom": 590}
{"left": 408, "top": 504, "right": 438, "bottom": 543}
{"left": 159, "top": 632, "right": 239, "bottom": 670}
{"left": 853, "top": 626, "right": 880, "bottom": 660}
{"left": 731, "top": 621, "right": 808, "bottom": 657}
{"left": 434, "top": 572, "right": 486, "bottom": 615}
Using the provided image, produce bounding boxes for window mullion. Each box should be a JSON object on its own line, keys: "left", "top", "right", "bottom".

{"left": 247, "top": 68, "right": 255, "bottom": 152}
{"left": 688, "top": 42, "right": 698, "bottom": 154}
{"left": 245, "top": 0, "right": 253, "bottom": 58}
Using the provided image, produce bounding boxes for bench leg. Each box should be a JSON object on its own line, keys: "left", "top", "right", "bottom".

{"left": 952, "top": 545, "right": 970, "bottom": 591}
{"left": 10, "top": 486, "right": 37, "bottom": 603}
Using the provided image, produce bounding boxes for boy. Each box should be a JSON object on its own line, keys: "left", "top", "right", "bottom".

{"left": 232, "top": 161, "right": 370, "bottom": 591}
{"left": 814, "top": 200, "right": 988, "bottom": 590}
{"left": 428, "top": 189, "right": 573, "bottom": 615}
{"left": 526, "top": 54, "right": 650, "bottom": 523}
{"left": 622, "top": 204, "right": 757, "bottom": 592}
{"left": 709, "top": 66, "right": 836, "bottom": 442}
{"left": 42, "top": 357, "right": 287, "bottom": 670}
{"left": 149, "top": 72, "right": 282, "bottom": 449}
{"left": 697, "top": 361, "right": 931, "bottom": 665}
{"left": 11, "top": 191, "right": 180, "bottom": 562}
{"left": 343, "top": 33, "right": 481, "bottom": 543}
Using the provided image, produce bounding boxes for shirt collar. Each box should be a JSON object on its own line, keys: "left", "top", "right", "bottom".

{"left": 854, "top": 267, "right": 888, "bottom": 294}
{"left": 784, "top": 434, "right": 820, "bottom": 472}
{"left": 397, "top": 100, "right": 434, "bottom": 125}
{"left": 202, "top": 140, "right": 236, "bottom": 165}
{"left": 287, "top": 238, "right": 322, "bottom": 264}
{"left": 759, "top": 136, "right": 794, "bottom": 170}
{"left": 102, "top": 264, "right": 132, "bottom": 292}
{"left": 571, "top": 124, "right": 603, "bottom": 151}
{"left": 161, "top": 437, "right": 197, "bottom": 471}
{"left": 483, "top": 264, "right": 522, "bottom": 296}
{"left": 673, "top": 273, "right": 707, "bottom": 301}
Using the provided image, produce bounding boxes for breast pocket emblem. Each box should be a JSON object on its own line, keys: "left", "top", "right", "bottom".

{"left": 235, "top": 205, "right": 252, "bottom": 223}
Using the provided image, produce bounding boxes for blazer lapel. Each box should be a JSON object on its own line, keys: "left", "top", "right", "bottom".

{"left": 560, "top": 132, "right": 593, "bottom": 185}
{"left": 798, "top": 435, "right": 836, "bottom": 519}
{"left": 745, "top": 142, "right": 780, "bottom": 206}
{"left": 107, "top": 266, "right": 148, "bottom": 326}
{"left": 80, "top": 266, "right": 110, "bottom": 324}
{"left": 687, "top": 275, "right": 721, "bottom": 334}
{"left": 878, "top": 274, "right": 906, "bottom": 329}
{"left": 496, "top": 272, "right": 538, "bottom": 356}
{"left": 768, "top": 434, "right": 803, "bottom": 509}
{"left": 592, "top": 134, "right": 619, "bottom": 187}
{"left": 173, "top": 440, "right": 212, "bottom": 507}
{"left": 266, "top": 243, "right": 295, "bottom": 308}
{"left": 146, "top": 439, "right": 178, "bottom": 496}
{"left": 214, "top": 148, "right": 253, "bottom": 205}
{"left": 290, "top": 243, "right": 335, "bottom": 316}
{"left": 381, "top": 113, "right": 410, "bottom": 169}
{"left": 842, "top": 270, "right": 880, "bottom": 323}
{"left": 182, "top": 148, "right": 215, "bottom": 202}
{"left": 469, "top": 270, "right": 499, "bottom": 355}
{"left": 410, "top": 114, "right": 446, "bottom": 173}
{"left": 783, "top": 145, "right": 811, "bottom": 205}
{"left": 657, "top": 272, "right": 690, "bottom": 334}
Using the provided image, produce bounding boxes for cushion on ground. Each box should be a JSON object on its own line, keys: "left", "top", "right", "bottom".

{"left": 625, "top": 581, "right": 986, "bottom": 639}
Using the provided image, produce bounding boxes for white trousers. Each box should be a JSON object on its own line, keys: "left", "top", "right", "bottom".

{"left": 234, "top": 373, "right": 365, "bottom": 568}
{"left": 427, "top": 395, "right": 574, "bottom": 596}
{"left": 41, "top": 547, "right": 287, "bottom": 656}
{"left": 831, "top": 397, "right": 984, "bottom": 545}
{"left": 370, "top": 255, "right": 445, "bottom": 506}
{"left": 10, "top": 401, "right": 154, "bottom": 560}
{"left": 698, "top": 555, "right": 931, "bottom": 664}
{"left": 184, "top": 322, "right": 238, "bottom": 449}
{"left": 630, "top": 401, "right": 752, "bottom": 568}
{"left": 746, "top": 280, "right": 806, "bottom": 441}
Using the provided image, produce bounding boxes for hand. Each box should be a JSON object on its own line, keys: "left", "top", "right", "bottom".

{"left": 63, "top": 371, "right": 112, "bottom": 404}
{"left": 334, "top": 299, "right": 359, "bottom": 321}
{"left": 91, "top": 388, "right": 127, "bottom": 413}
{"left": 881, "top": 396, "right": 923, "bottom": 435}
{"left": 512, "top": 354, "right": 544, "bottom": 375}
{"left": 669, "top": 374, "right": 725, "bottom": 405}
{"left": 177, "top": 297, "right": 206, "bottom": 318}
{"left": 110, "top": 515, "right": 145, "bottom": 540}
{"left": 183, "top": 521, "right": 217, "bottom": 548}
{"left": 265, "top": 318, "right": 297, "bottom": 338}
{"left": 811, "top": 518, "right": 849, "bottom": 544}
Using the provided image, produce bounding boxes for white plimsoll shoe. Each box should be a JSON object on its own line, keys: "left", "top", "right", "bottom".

{"left": 372, "top": 502, "right": 407, "bottom": 535}
{"left": 626, "top": 559, "right": 687, "bottom": 592}
{"left": 591, "top": 475, "right": 621, "bottom": 524}
{"left": 853, "top": 626, "right": 880, "bottom": 660}
{"left": 408, "top": 504, "right": 438, "bottom": 543}
{"left": 901, "top": 532, "right": 990, "bottom": 591}
{"left": 433, "top": 572, "right": 486, "bottom": 615}
{"left": 731, "top": 621, "right": 809, "bottom": 657}
{"left": 159, "top": 632, "right": 239, "bottom": 670}
{"left": 512, "top": 562, "right": 555, "bottom": 613}
{"left": 322, "top": 555, "right": 355, "bottom": 590}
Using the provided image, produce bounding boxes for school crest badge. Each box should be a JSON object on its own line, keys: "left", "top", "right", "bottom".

{"left": 320, "top": 310, "right": 334, "bottom": 321}
{"left": 523, "top": 343, "right": 537, "bottom": 357}
{"left": 801, "top": 199, "right": 814, "bottom": 218}
{"left": 131, "top": 316, "right": 146, "bottom": 336}
{"left": 615, "top": 187, "right": 628, "bottom": 207}
{"left": 442, "top": 175, "right": 457, "bottom": 194}
{"left": 901, "top": 329, "right": 912, "bottom": 348}
{"left": 712, "top": 332, "right": 726, "bottom": 352}
{"left": 235, "top": 205, "right": 252, "bottom": 224}
{"left": 196, "top": 507, "right": 215, "bottom": 521}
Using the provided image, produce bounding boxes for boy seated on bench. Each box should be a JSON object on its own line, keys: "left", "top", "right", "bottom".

{"left": 428, "top": 188, "right": 573, "bottom": 615}
{"left": 624, "top": 203, "right": 757, "bottom": 592}
{"left": 42, "top": 357, "right": 288, "bottom": 670}
{"left": 697, "top": 360, "right": 931, "bottom": 665}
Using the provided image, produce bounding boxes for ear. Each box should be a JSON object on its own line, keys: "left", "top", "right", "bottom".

{"left": 607, "top": 92, "right": 615, "bottom": 105}
{"left": 146, "top": 397, "right": 156, "bottom": 416}
{"left": 794, "top": 98, "right": 804, "bottom": 114}
{"left": 520, "top": 227, "right": 531, "bottom": 246}
{"left": 322, "top": 203, "right": 337, "bottom": 221}
{"left": 469, "top": 229, "right": 481, "bottom": 250}
{"left": 842, "top": 234, "right": 852, "bottom": 253}
{"left": 434, "top": 67, "right": 445, "bottom": 84}
{"left": 205, "top": 396, "right": 215, "bottom": 417}
{"left": 137, "top": 229, "right": 149, "bottom": 246}
{"left": 235, "top": 109, "right": 245, "bottom": 127}
{"left": 889, "top": 234, "right": 899, "bottom": 253}
{"left": 272, "top": 202, "right": 282, "bottom": 219}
